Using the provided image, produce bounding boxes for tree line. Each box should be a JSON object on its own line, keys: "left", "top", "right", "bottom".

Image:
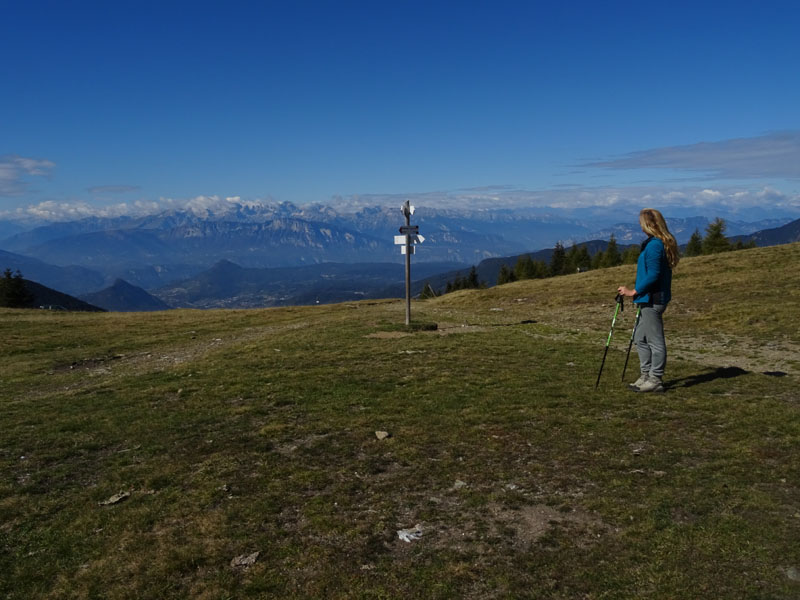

{"left": 431, "top": 217, "right": 756, "bottom": 294}
{"left": 497, "top": 233, "right": 642, "bottom": 285}
{"left": 683, "top": 217, "right": 755, "bottom": 257}
{"left": 0, "top": 269, "right": 34, "bottom": 308}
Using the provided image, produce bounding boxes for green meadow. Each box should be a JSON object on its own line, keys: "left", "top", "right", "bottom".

{"left": 2, "top": 243, "right": 799, "bottom": 599}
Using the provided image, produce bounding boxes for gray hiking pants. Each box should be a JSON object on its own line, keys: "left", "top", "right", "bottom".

{"left": 635, "top": 304, "right": 667, "bottom": 378}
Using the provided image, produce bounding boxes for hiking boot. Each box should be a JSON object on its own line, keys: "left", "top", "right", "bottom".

{"left": 628, "top": 373, "right": 649, "bottom": 391}
{"left": 636, "top": 374, "right": 664, "bottom": 393}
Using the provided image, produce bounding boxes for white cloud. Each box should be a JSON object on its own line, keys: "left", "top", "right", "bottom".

{"left": 173, "top": 195, "right": 276, "bottom": 217}
{"left": 584, "top": 131, "right": 800, "bottom": 180}
{"left": 17, "top": 200, "right": 137, "bottom": 220}
{"left": 330, "top": 185, "right": 800, "bottom": 221}
{"left": 0, "top": 155, "right": 56, "bottom": 196}
{"left": 698, "top": 189, "right": 723, "bottom": 201}
{"left": 3, "top": 185, "right": 799, "bottom": 224}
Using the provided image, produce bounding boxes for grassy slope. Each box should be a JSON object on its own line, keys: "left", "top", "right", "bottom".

{"left": 1, "top": 243, "right": 799, "bottom": 599}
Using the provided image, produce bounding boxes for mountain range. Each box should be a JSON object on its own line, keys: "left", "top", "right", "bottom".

{"left": 1, "top": 203, "right": 797, "bottom": 311}
{"left": 730, "top": 217, "right": 800, "bottom": 246}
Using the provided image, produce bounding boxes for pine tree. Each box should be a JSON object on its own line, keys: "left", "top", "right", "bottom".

{"left": 685, "top": 229, "right": 703, "bottom": 257}
{"left": 514, "top": 255, "right": 535, "bottom": 280}
{"left": 591, "top": 249, "right": 604, "bottom": 270}
{"left": 445, "top": 277, "right": 463, "bottom": 293}
{"left": 531, "top": 260, "right": 549, "bottom": 279}
{"left": 702, "top": 218, "right": 731, "bottom": 254}
{"left": 446, "top": 266, "right": 483, "bottom": 293}
{"left": 549, "top": 242, "right": 566, "bottom": 277}
{"left": 419, "top": 282, "right": 437, "bottom": 299}
{"left": 467, "top": 266, "right": 480, "bottom": 288}
{"left": 575, "top": 245, "right": 592, "bottom": 271}
{"left": 601, "top": 234, "right": 622, "bottom": 268}
{"left": 733, "top": 238, "right": 757, "bottom": 251}
{"left": 0, "top": 269, "right": 34, "bottom": 308}
{"left": 497, "top": 264, "right": 517, "bottom": 285}
{"left": 565, "top": 244, "right": 580, "bottom": 274}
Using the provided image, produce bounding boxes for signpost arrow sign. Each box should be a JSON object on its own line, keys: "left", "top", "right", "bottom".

{"left": 396, "top": 234, "right": 425, "bottom": 245}
{"left": 401, "top": 203, "right": 415, "bottom": 217}
{"left": 399, "top": 225, "right": 419, "bottom": 235}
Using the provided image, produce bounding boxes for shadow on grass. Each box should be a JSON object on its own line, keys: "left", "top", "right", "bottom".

{"left": 493, "top": 319, "right": 538, "bottom": 326}
{"left": 667, "top": 366, "right": 749, "bottom": 389}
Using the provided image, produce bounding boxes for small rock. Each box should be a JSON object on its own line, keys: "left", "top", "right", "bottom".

{"left": 99, "top": 491, "right": 130, "bottom": 506}
{"left": 452, "top": 480, "right": 468, "bottom": 490}
{"left": 783, "top": 566, "right": 800, "bottom": 581}
{"left": 397, "top": 524, "right": 423, "bottom": 542}
{"left": 375, "top": 431, "right": 391, "bottom": 440}
{"left": 230, "top": 551, "right": 260, "bottom": 569}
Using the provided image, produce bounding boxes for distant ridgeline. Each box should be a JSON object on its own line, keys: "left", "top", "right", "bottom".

{"left": 0, "top": 268, "right": 104, "bottom": 311}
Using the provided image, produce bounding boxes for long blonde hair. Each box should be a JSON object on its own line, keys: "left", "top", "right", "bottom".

{"left": 640, "top": 208, "right": 680, "bottom": 269}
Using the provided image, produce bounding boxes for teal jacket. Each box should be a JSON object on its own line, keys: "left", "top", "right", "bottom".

{"left": 634, "top": 237, "right": 672, "bottom": 305}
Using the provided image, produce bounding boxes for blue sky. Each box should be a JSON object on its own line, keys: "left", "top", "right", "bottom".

{"left": 2, "top": 0, "right": 799, "bottom": 220}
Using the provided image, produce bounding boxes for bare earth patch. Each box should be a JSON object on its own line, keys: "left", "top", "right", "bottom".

{"left": 365, "top": 323, "right": 488, "bottom": 339}
{"left": 365, "top": 331, "right": 412, "bottom": 339}
{"left": 670, "top": 333, "right": 800, "bottom": 376}
{"left": 48, "top": 321, "right": 311, "bottom": 379}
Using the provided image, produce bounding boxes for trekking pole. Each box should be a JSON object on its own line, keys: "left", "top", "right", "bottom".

{"left": 595, "top": 293, "right": 624, "bottom": 389}
{"left": 621, "top": 305, "right": 641, "bottom": 382}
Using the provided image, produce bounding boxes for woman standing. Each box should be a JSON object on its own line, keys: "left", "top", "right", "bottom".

{"left": 617, "top": 208, "right": 680, "bottom": 393}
